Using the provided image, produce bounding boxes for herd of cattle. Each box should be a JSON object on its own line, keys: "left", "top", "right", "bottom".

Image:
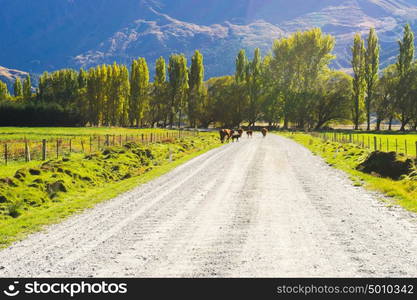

{"left": 219, "top": 128, "right": 268, "bottom": 143}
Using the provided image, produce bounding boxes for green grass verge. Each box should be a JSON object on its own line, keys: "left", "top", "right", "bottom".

{"left": 0, "top": 127, "right": 173, "bottom": 141}
{"left": 319, "top": 131, "right": 417, "bottom": 156}
{"left": 278, "top": 132, "right": 417, "bottom": 213}
{"left": 0, "top": 133, "right": 221, "bottom": 247}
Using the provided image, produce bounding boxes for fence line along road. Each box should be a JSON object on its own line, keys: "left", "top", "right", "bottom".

{"left": 1, "top": 130, "right": 197, "bottom": 165}
{"left": 302, "top": 131, "right": 417, "bottom": 158}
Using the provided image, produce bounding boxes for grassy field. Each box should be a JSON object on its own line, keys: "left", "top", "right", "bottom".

{"left": 316, "top": 131, "right": 417, "bottom": 157}
{"left": 0, "top": 127, "right": 173, "bottom": 141}
{"left": 0, "top": 132, "right": 221, "bottom": 247}
{"left": 0, "top": 127, "right": 193, "bottom": 165}
{"left": 278, "top": 132, "right": 417, "bottom": 213}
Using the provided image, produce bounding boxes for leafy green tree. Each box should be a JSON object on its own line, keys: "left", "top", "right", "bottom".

{"left": 106, "top": 63, "right": 129, "bottom": 126}
{"left": 235, "top": 49, "right": 248, "bottom": 84}
{"left": 86, "top": 66, "right": 106, "bottom": 126}
{"left": 364, "top": 28, "right": 380, "bottom": 131}
{"left": 232, "top": 49, "right": 249, "bottom": 126}
{"left": 396, "top": 24, "right": 415, "bottom": 131}
{"left": 77, "top": 69, "right": 88, "bottom": 125}
{"left": 130, "top": 58, "right": 150, "bottom": 127}
{"left": 312, "top": 70, "right": 352, "bottom": 129}
{"left": 261, "top": 55, "right": 281, "bottom": 127}
{"left": 271, "top": 28, "right": 335, "bottom": 129}
{"left": 351, "top": 33, "right": 366, "bottom": 130}
{"left": 374, "top": 64, "right": 398, "bottom": 131}
{"left": 245, "top": 48, "right": 264, "bottom": 127}
{"left": 207, "top": 76, "right": 239, "bottom": 127}
{"left": 188, "top": 50, "right": 205, "bottom": 128}
{"left": 23, "top": 74, "right": 32, "bottom": 101}
{"left": 150, "top": 57, "right": 169, "bottom": 127}
{"left": 38, "top": 69, "right": 79, "bottom": 108}
{"left": 168, "top": 54, "right": 189, "bottom": 128}
{"left": 13, "top": 77, "right": 23, "bottom": 98}
{"left": 0, "top": 80, "right": 10, "bottom": 102}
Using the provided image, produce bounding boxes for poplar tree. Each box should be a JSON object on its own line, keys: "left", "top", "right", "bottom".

{"left": 130, "top": 58, "right": 150, "bottom": 127}
{"left": 0, "top": 80, "right": 10, "bottom": 102}
{"left": 235, "top": 49, "right": 248, "bottom": 84}
{"left": 396, "top": 24, "right": 415, "bottom": 131}
{"left": 77, "top": 69, "right": 88, "bottom": 125}
{"left": 246, "top": 48, "right": 263, "bottom": 127}
{"left": 188, "top": 50, "right": 205, "bottom": 128}
{"left": 151, "top": 57, "right": 169, "bottom": 126}
{"left": 365, "top": 28, "right": 380, "bottom": 131}
{"left": 168, "top": 54, "right": 189, "bottom": 128}
{"left": 119, "top": 65, "right": 130, "bottom": 127}
{"left": 351, "top": 33, "right": 366, "bottom": 130}
{"left": 13, "top": 77, "right": 23, "bottom": 98}
{"left": 23, "top": 74, "right": 32, "bottom": 101}
{"left": 106, "top": 63, "right": 119, "bottom": 126}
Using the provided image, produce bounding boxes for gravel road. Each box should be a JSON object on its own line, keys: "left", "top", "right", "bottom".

{"left": 1, "top": 134, "right": 417, "bottom": 277}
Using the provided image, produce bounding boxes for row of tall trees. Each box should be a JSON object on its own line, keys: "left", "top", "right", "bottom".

{"left": 0, "top": 52, "right": 205, "bottom": 127}
{"left": 0, "top": 75, "right": 31, "bottom": 102}
{"left": 351, "top": 24, "right": 417, "bottom": 131}
{"left": 1, "top": 24, "right": 417, "bottom": 130}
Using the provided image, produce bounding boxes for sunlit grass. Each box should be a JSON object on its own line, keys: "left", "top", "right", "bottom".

{"left": 318, "top": 131, "right": 417, "bottom": 156}
{"left": 0, "top": 133, "right": 221, "bottom": 247}
{"left": 0, "top": 127, "right": 173, "bottom": 141}
{"left": 278, "top": 132, "right": 417, "bottom": 213}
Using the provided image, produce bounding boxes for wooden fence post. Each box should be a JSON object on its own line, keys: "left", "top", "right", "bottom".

{"left": 81, "top": 139, "right": 85, "bottom": 152}
{"left": 4, "top": 143, "right": 8, "bottom": 165}
{"left": 24, "top": 140, "right": 28, "bottom": 162}
{"left": 374, "top": 136, "right": 377, "bottom": 151}
{"left": 141, "top": 134, "right": 144, "bottom": 144}
{"left": 405, "top": 140, "right": 408, "bottom": 155}
{"left": 90, "top": 136, "right": 93, "bottom": 153}
{"left": 69, "top": 139, "right": 72, "bottom": 153}
{"left": 396, "top": 139, "right": 398, "bottom": 153}
{"left": 56, "top": 139, "right": 60, "bottom": 159}
{"left": 42, "top": 139, "right": 47, "bottom": 161}
{"left": 106, "top": 134, "right": 110, "bottom": 147}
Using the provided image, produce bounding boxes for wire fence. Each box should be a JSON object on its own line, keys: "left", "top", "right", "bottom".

{"left": 303, "top": 131, "right": 417, "bottom": 157}
{"left": 0, "top": 130, "right": 198, "bottom": 165}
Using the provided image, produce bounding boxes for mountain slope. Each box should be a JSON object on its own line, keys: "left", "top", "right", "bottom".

{"left": 0, "top": 66, "right": 28, "bottom": 93}
{"left": 1, "top": 0, "right": 417, "bottom": 77}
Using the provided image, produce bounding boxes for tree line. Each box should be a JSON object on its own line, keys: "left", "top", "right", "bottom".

{"left": 1, "top": 24, "right": 417, "bottom": 130}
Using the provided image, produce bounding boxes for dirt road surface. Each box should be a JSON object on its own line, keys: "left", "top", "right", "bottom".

{"left": 1, "top": 134, "right": 417, "bottom": 277}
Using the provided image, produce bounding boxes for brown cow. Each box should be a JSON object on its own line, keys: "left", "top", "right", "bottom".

{"left": 219, "top": 129, "right": 233, "bottom": 143}
{"left": 246, "top": 130, "right": 253, "bottom": 138}
{"left": 231, "top": 134, "right": 241, "bottom": 142}
{"left": 261, "top": 128, "right": 268, "bottom": 137}
{"left": 231, "top": 129, "right": 243, "bottom": 142}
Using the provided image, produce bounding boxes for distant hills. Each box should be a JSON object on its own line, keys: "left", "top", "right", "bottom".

{"left": 0, "top": 66, "right": 29, "bottom": 92}
{"left": 1, "top": 0, "right": 417, "bottom": 78}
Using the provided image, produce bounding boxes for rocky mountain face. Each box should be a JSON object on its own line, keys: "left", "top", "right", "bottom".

{"left": 1, "top": 0, "right": 417, "bottom": 78}
{"left": 0, "top": 66, "right": 28, "bottom": 93}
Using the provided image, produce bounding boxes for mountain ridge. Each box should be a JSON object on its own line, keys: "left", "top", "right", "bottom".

{"left": 1, "top": 0, "right": 417, "bottom": 78}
